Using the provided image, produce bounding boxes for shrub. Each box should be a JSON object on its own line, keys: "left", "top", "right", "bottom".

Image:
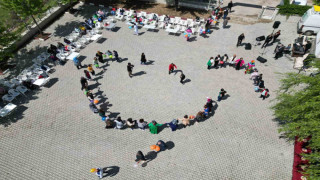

{"left": 278, "top": 4, "right": 312, "bottom": 16}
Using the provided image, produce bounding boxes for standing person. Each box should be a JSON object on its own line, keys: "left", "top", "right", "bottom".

{"left": 93, "top": 57, "right": 100, "bottom": 69}
{"left": 88, "top": 64, "right": 95, "bottom": 76}
{"left": 80, "top": 77, "right": 88, "bottom": 90}
{"left": 141, "top": 53, "right": 147, "bottom": 65}
{"left": 214, "top": 55, "right": 221, "bottom": 68}
{"left": 148, "top": 120, "right": 164, "bottom": 134}
{"left": 218, "top": 88, "right": 227, "bottom": 101}
{"left": 135, "top": 151, "right": 147, "bottom": 166}
{"left": 84, "top": 70, "right": 92, "bottom": 80}
{"left": 304, "top": 41, "right": 312, "bottom": 54}
{"left": 272, "top": 30, "right": 281, "bottom": 43}
{"left": 134, "top": 23, "right": 139, "bottom": 35}
{"left": 168, "top": 63, "right": 177, "bottom": 74}
{"left": 96, "top": 51, "right": 104, "bottom": 63}
{"left": 114, "top": 117, "right": 125, "bottom": 129}
{"left": 73, "top": 57, "right": 82, "bottom": 69}
{"left": 180, "top": 73, "right": 186, "bottom": 84}
{"left": 223, "top": 8, "right": 228, "bottom": 19}
{"left": 126, "top": 118, "right": 136, "bottom": 130}
{"left": 237, "top": 33, "right": 245, "bottom": 47}
{"left": 127, "top": 63, "right": 134, "bottom": 78}
{"left": 228, "top": 0, "right": 233, "bottom": 12}
{"left": 113, "top": 50, "right": 119, "bottom": 61}
{"left": 223, "top": 17, "right": 228, "bottom": 28}
{"left": 260, "top": 88, "right": 269, "bottom": 100}
{"left": 207, "top": 57, "right": 214, "bottom": 69}
{"left": 261, "top": 34, "right": 273, "bottom": 48}
{"left": 235, "top": 58, "right": 244, "bottom": 70}
{"left": 137, "top": 119, "right": 147, "bottom": 130}
{"left": 178, "top": 115, "right": 190, "bottom": 128}
{"left": 205, "top": 19, "right": 211, "bottom": 33}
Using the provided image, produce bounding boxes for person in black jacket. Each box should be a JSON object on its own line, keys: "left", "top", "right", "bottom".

{"left": 180, "top": 73, "right": 186, "bottom": 84}
{"left": 262, "top": 34, "right": 273, "bottom": 48}
{"left": 141, "top": 53, "right": 147, "bottom": 64}
{"left": 237, "top": 33, "right": 245, "bottom": 47}
{"left": 127, "top": 63, "right": 134, "bottom": 78}
{"left": 228, "top": 1, "right": 233, "bottom": 12}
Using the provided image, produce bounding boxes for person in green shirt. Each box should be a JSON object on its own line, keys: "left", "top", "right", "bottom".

{"left": 148, "top": 120, "right": 165, "bottom": 134}
{"left": 207, "top": 57, "right": 213, "bottom": 70}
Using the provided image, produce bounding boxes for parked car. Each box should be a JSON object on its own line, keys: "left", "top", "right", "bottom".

{"left": 297, "top": 5, "right": 320, "bottom": 36}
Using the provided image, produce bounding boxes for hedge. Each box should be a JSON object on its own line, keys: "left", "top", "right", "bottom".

{"left": 278, "top": 4, "right": 312, "bottom": 16}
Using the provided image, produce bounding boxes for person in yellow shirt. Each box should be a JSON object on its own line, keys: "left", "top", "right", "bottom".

{"left": 88, "top": 64, "right": 95, "bottom": 76}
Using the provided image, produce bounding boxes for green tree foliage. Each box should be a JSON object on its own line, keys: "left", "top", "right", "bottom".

{"left": 313, "top": 0, "right": 320, "bottom": 5}
{"left": 0, "top": 22, "right": 18, "bottom": 61}
{"left": 272, "top": 59, "right": 320, "bottom": 179}
{"left": 0, "top": 0, "right": 46, "bottom": 34}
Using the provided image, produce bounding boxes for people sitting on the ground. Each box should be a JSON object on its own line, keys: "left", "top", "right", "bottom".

{"left": 178, "top": 115, "right": 190, "bottom": 128}
{"left": 157, "top": 140, "right": 166, "bottom": 151}
{"left": 250, "top": 69, "right": 259, "bottom": 85}
{"left": 195, "top": 111, "right": 205, "bottom": 123}
{"left": 284, "top": 44, "right": 292, "bottom": 54}
{"left": 148, "top": 120, "right": 164, "bottom": 134}
{"left": 120, "top": 8, "right": 125, "bottom": 15}
{"left": 274, "top": 44, "right": 285, "bottom": 59}
{"left": 168, "top": 119, "right": 179, "bottom": 131}
{"left": 89, "top": 102, "right": 99, "bottom": 113}
{"left": 105, "top": 117, "right": 114, "bottom": 129}
{"left": 137, "top": 119, "right": 147, "bottom": 130}
{"left": 127, "top": 118, "right": 136, "bottom": 130}
{"left": 245, "top": 60, "right": 255, "bottom": 74}
{"left": 115, "top": 116, "right": 125, "bottom": 129}
{"left": 258, "top": 80, "right": 265, "bottom": 89}
{"left": 304, "top": 41, "right": 312, "bottom": 54}
{"left": 229, "top": 54, "right": 236, "bottom": 67}
{"left": 260, "top": 88, "right": 269, "bottom": 100}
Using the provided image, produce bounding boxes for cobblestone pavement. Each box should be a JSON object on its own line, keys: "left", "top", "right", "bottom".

{"left": 0, "top": 4, "right": 301, "bottom": 180}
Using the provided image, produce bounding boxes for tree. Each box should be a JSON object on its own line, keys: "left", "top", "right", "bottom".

{"left": 0, "top": 22, "right": 18, "bottom": 61}
{"left": 0, "top": 0, "right": 46, "bottom": 35}
{"left": 272, "top": 58, "right": 320, "bottom": 179}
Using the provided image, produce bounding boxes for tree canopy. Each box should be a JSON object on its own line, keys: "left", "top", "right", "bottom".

{"left": 0, "top": 22, "right": 18, "bottom": 61}
{"left": 272, "top": 59, "right": 320, "bottom": 179}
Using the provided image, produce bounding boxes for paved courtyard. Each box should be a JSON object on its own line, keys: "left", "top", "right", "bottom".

{"left": 0, "top": 4, "right": 302, "bottom": 180}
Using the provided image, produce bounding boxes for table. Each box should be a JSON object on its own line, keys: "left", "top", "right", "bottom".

{"left": 66, "top": 52, "right": 79, "bottom": 60}
{"left": 33, "top": 77, "right": 50, "bottom": 87}
{"left": 105, "top": 23, "right": 116, "bottom": 30}
{"left": 0, "top": 103, "right": 17, "bottom": 117}
{"left": 91, "top": 34, "right": 102, "bottom": 41}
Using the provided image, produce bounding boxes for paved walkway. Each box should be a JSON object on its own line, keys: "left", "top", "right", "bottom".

{"left": 0, "top": 4, "right": 300, "bottom": 179}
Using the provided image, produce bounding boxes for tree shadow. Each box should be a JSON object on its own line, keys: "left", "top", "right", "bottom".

{"left": 122, "top": 1, "right": 158, "bottom": 10}
{"left": 0, "top": 89, "right": 42, "bottom": 126}
{"left": 102, "top": 166, "right": 120, "bottom": 178}
{"left": 142, "top": 151, "right": 158, "bottom": 167}
{"left": 77, "top": 4, "right": 99, "bottom": 20}
{"left": 53, "top": 21, "right": 80, "bottom": 37}
{"left": 7, "top": 45, "right": 49, "bottom": 78}
{"left": 165, "top": 5, "right": 209, "bottom": 17}
{"left": 133, "top": 71, "right": 146, "bottom": 76}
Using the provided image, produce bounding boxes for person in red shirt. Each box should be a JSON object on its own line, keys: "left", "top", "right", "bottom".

{"left": 169, "top": 63, "right": 177, "bottom": 74}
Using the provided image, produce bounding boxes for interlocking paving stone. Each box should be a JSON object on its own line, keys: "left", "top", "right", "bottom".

{"left": 0, "top": 4, "right": 300, "bottom": 179}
